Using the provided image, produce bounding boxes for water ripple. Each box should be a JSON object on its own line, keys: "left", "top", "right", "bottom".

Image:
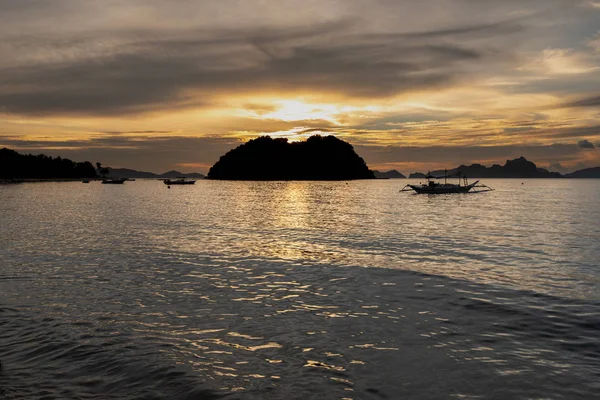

{"left": 0, "top": 180, "right": 599, "bottom": 398}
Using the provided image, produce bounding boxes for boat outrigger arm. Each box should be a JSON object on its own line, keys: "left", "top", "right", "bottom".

{"left": 400, "top": 171, "right": 494, "bottom": 194}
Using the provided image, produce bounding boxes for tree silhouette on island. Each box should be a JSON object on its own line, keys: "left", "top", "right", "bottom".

{"left": 207, "top": 135, "right": 375, "bottom": 180}
{"left": 0, "top": 148, "right": 96, "bottom": 180}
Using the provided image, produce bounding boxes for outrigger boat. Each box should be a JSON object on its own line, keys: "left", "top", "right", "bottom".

{"left": 401, "top": 171, "right": 493, "bottom": 194}
{"left": 163, "top": 177, "right": 196, "bottom": 185}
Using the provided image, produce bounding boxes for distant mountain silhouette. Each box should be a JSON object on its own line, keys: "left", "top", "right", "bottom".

{"left": 373, "top": 169, "right": 406, "bottom": 179}
{"left": 414, "top": 157, "right": 563, "bottom": 178}
{"left": 0, "top": 147, "right": 96, "bottom": 179}
{"left": 105, "top": 167, "right": 157, "bottom": 179}
{"left": 409, "top": 172, "right": 427, "bottom": 179}
{"left": 105, "top": 167, "right": 204, "bottom": 179}
{"left": 565, "top": 167, "right": 600, "bottom": 178}
{"left": 159, "top": 170, "right": 204, "bottom": 179}
{"left": 207, "top": 135, "right": 375, "bottom": 180}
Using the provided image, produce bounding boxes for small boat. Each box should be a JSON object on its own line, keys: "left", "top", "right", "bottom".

{"left": 401, "top": 171, "right": 493, "bottom": 194}
{"left": 163, "top": 177, "right": 196, "bottom": 185}
{"left": 101, "top": 178, "right": 126, "bottom": 184}
{"left": 82, "top": 179, "right": 90, "bottom": 183}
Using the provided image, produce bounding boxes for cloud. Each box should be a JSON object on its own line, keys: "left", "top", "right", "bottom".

{"left": 520, "top": 48, "right": 599, "bottom": 76}
{"left": 577, "top": 139, "right": 596, "bottom": 148}
{"left": 101, "top": 130, "right": 173, "bottom": 135}
{"left": 0, "top": 15, "right": 524, "bottom": 117}
{"left": 565, "top": 94, "right": 600, "bottom": 108}
{"left": 520, "top": 124, "right": 600, "bottom": 140}
{"left": 587, "top": 32, "right": 600, "bottom": 51}
{"left": 588, "top": 1, "right": 600, "bottom": 9}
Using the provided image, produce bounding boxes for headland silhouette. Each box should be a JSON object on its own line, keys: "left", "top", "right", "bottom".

{"left": 565, "top": 167, "right": 600, "bottom": 178}
{"left": 0, "top": 148, "right": 96, "bottom": 181}
{"left": 0, "top": 148, "right": 204, "bottom": 182}
{"left": 206, "top": 135, "right": 375, "bottom": 180}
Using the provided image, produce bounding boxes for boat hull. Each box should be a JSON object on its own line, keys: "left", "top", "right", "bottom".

{"left": 102, "top": 179, "right": 126, "bottom": 184}
{"left": 407, "top": 184, "right": 473, "bottom": 194}
{"left": 164, "top": 180, "right": 195, "bottom": 185}
{"left": 411, "top": 186, "right": 471, "bottom": 194}
{"left": 401, "top": 178, "right": 491, "bottom": 194}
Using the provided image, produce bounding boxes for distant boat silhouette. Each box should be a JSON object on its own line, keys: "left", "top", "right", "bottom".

{"left": 82, "top": 179, "right": 90, "bottom": 183}
{"left": 401, "top": 171, "right": 493, "bottom": 194}
{"left": 163, "top": 177, "right": 195, "bottom": 185}
{"left": 101, "top": 178, "right": 126, "bottom": 184}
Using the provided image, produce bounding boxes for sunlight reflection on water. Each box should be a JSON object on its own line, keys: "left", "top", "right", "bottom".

{"left": 0, "top": 179, "right": 599, "bottom": 399}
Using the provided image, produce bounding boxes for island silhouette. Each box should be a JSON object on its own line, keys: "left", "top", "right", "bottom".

{"left": 206, "top": 135, "right": 376, "bottom": 180}
{"left": 0, "top": 148, "right": 205, "bottom": 181}
{"left": 102, "top": 167, "right": 204, "bottom": 180}
{"left": 373, "top": 170, "right": 407, "bottom": 179}
{"left": 565, "top": 167, "right": 600, "bottom": 178}
{"left": 410, "top": 157, "right": 563, "bottom": 178}
{"left": 0, "top": 148, "right": 96, "bottom": 180}
{"left": 3, "top": 146, "right": 600, "bottom": 181}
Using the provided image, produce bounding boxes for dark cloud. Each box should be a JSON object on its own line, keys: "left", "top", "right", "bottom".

{"left": 101, "top": 130, "right": 173, "bottom": 135}
{"left": 577, "top": 139, "right": 595, "bottom": 149}
{"left": 0, "top": 18, "right": 518, "bottom": 116}
{"left": 536, "top": 125, "right": 600, "bottom": 140}
{"left": 503, "top": 127, "right": 535, "bottom": 133}
{"left": 368, "top": 20, "right": 523, "bottom": 40}
{"left": 565, "top": 95, "right": 600, "bottom": 108}
{"left": 295, "top": 128, "right": 336, "bottom": 135}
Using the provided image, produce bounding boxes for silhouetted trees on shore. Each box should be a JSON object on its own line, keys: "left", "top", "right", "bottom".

{"left": 0, "top": 148, "right": 97, "bottom": 179}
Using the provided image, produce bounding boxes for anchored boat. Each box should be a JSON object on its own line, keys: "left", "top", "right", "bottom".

{"left": 163, "top": 177, "right": 196, "bottom": 185}
{"left": 401, "top": 171, "right": 493, "bottom": 194}
{"left": 101, "top": 178, "right": 126, "bottom": 184}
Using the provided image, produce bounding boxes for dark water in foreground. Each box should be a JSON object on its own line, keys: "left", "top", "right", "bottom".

{"left": 0, "top": 179, "right": 599, "bottom": 399}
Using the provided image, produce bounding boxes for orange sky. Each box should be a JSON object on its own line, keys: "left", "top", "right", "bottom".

{"left": 1, "top": 0, "right": 600, "bottom": 174}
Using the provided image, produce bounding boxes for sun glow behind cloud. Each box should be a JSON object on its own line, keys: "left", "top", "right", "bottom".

{"left": 241, "top": 100, "right": 381, "bottom": 125}
{"left": 521, "top": 48, "right": 600, "bottom": 75}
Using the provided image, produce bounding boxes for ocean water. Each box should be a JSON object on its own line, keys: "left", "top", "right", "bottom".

{"left": 0, "top": 179, "right": 599, "bottom": 399}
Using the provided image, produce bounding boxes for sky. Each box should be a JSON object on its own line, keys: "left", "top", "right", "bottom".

{"left": 1, "top": 0, "right": 600, "bottom": 174}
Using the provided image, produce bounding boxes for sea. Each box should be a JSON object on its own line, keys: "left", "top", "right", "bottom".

{"left": 0, "top": 179, "right": 599, "bottom": 400}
